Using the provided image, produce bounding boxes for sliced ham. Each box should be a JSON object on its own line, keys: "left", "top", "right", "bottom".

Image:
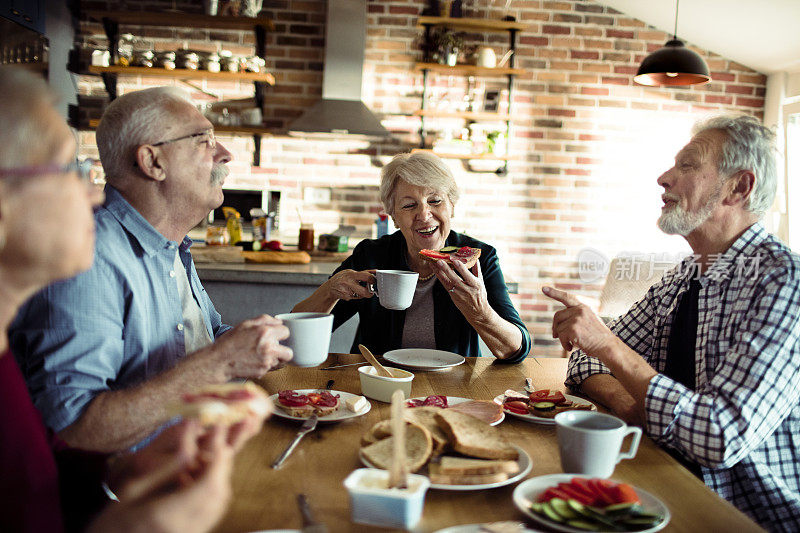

{"left": 448, "top": 400, "right": 504, "bottom": 425}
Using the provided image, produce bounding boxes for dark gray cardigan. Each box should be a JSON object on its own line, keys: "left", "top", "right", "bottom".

{"left": 330, "top": 230, "right": 530, "bottom": 362}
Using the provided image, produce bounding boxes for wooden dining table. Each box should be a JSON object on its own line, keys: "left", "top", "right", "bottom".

{"left": 213, "top": 354, "right": 765, "bottom": 532}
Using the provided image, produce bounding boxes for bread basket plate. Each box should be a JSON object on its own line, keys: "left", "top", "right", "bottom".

{"left": 271, "top": 390, "right": 371, "bottom": 423}
{"left": 406, "top": 396, "right": 505, "bottom": 426}
{"left": 360, "top": 445, "right": 532, "bottom": 491}
{"left": 513, "top": 474, "right": 670, "bottom": 533}
{"left": 434, "top": 524, "right": 541, "bottom": 533}
{"left": 383, "top": 348, "right": 465, "bottom": 371}
{"left": 493, "top": 393, "right": 597, "bottom": 426}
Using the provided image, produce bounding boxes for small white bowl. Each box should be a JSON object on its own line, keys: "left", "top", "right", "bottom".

{"left": 358, "top": 365, "right": 414, "bottom": 403}
{"left": 343, "top": 468, "right": 430, "bottom": 529}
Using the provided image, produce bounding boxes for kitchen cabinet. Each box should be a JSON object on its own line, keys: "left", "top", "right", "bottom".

{"left": 76, "top": 10, "right": 276, "bottom": 165}
{"left": 414, "top": 16, "right": 528, "bottom": 174}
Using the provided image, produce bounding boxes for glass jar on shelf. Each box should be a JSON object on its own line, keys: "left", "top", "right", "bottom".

{"left": 155, "top": 51, "right": 176, "bottom": 70}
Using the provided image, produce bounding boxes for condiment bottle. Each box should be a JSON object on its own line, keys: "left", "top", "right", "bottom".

{"left": 223, "top": 207, "right": 243, "bottom": 245}
{"left": 298, "top": 223, "right": 314, "bottom": 252}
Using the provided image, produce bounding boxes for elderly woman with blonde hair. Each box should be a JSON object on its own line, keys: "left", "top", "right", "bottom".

{"left": 293, "top": 151, "right": 530, "bottom": 361}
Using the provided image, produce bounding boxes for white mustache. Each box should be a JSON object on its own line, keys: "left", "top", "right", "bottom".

{"left": 662, "top": 194, "right": 680, "bottom": 202}
{"left": 210, "top": 164, "right": 229, "bottom": 185}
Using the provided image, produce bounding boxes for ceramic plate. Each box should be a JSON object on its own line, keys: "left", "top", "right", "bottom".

{"left": 361, "top": 445, "right": 532, "bottom": 491}
{"left": 434, "top": 524, "right": 542, "bottom": 533}
{"left": 513, "top": 474, "right": 670, "bottom": 533}
{"left": 383, "top": 348, "right": 465, "bottom": 371}
{"left": 492, "top": 393, "right": 597, "bottom": 426}
{"left": 270, "top": 390, "right": 371, "bottom": 422}
{"left": 406, "top": 396, "right": 505, "bottom": 426}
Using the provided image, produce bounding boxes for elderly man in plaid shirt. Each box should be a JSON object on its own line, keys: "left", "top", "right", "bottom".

{"left": 544, "top": 114, "right": 800, "bottom": 532}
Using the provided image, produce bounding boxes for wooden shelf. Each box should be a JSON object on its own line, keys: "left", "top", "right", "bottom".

{"left": 412, "top": 148, "right": 513, "bottom": 161}
{"left": 413, "top": 109, "right": 510, "bottom": 121}
{"left": 414, "top": 62, "right": 524, "bottom": 76}
{"left": 84, "top": 10, "right": 275, "bottom": 31}
{"left": 417, "top": 16, "right": 529, "bottom": 32}
{"left": 86, "top": 65, "right": 275, "bottom": 84}
{"left": 87, "top": 119, "right": 273, "bottom": 137}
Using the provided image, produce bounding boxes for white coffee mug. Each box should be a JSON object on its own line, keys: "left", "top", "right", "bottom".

{"left": 275, "top": 312, "right": 334, "bottom": 367}
{"left": 374, "top": 270, "right": 419, "bottom": 310}
{"left": 555, "top": 411, "right": 642, "bottom": 478}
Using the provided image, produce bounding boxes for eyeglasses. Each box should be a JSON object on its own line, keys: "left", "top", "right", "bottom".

{"left": 0, "top": 158, "right": 102, "bottom": 184}
{"left": 151, "top": 129, "right": 216, "bottom": 150}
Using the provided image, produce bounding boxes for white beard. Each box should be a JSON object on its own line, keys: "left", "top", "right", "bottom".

{"left": 658, "top": 184, "right": 723, "bottom": 236}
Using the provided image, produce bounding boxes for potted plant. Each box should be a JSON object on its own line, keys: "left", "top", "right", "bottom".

{"left": 432, "top": 29, "right": 464, "bottom": 66}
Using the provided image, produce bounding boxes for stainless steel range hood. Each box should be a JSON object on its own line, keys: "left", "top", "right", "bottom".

{"left": 287, "top": 0, "right": 390, "bottom": 139}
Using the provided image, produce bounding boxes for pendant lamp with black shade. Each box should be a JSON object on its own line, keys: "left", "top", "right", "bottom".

{"left": 633, "top": 0, "right": 710, "bottom": 87}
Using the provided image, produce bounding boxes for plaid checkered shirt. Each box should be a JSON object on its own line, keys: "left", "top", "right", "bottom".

{"left": 566, "top": 223, "right": 800, "bottom": 531}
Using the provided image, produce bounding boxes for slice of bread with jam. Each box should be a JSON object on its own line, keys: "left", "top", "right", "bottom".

{"left": 419, "top": 246, "right": 481, "bottom": 269}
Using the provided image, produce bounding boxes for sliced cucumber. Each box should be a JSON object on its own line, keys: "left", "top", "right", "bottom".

{"left": 532, "top": 401, "right": 556, "bottom": 411}
{"left": 550, "top": 498, "right": 580, "bottom": 520}
{"left": 439, "top": 246, "right": 459, "bottom": 252}
{"left": 565, "top": 519, "right": 598, "bottom": 530}
{"left": 605, "top": 502, "right": 642, "bottom": 516}
{"left": 541, "top": 502, "right": 566, "bottom": 523}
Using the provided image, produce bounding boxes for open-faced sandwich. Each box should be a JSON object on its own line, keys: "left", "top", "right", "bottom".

{"left": 502, "top": 388, "right": 594, "bottom": 419}
{"left": 419, "top": 246, "right": 481, "bottom": 269}
{"left": 172, "top": 382, "right": 272, "bottom": 425}
{"left": 276, "top": 389, "right": 340, "bottom": 418}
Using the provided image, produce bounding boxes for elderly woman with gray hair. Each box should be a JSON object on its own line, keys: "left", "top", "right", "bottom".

{"left": 293, "top": 152, "right": 530, "bottom": 361}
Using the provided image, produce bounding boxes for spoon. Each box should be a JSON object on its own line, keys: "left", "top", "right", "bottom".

{"left": 358, "top": 344, "right": 394, "bottom": 378}
{"left": 388, "top": 389, "right": 409, "bottom": 489}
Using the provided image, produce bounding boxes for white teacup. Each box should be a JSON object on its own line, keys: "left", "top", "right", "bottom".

{"left": 555, "top": 411, "right": 642, "bottom": 478}
{"left": 374, "top": 270, "right": 419, "bottom": 310}
{"left": 275, "top": 312, "right": 333, "bottom": 367}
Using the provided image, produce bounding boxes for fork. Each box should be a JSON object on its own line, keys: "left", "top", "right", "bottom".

{"left": 272, "top": 414, "right": 318, "bottom": 469}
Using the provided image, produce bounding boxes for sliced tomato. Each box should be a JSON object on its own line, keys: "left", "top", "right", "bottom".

{"left": 307, "top": 391, "right": 339, "bottom": 407}
{"left": 529, "top": 389, "right": 566, "bottom": 404}
{"left": 588, "top": 478, "right": 617, "bottom": 507}
{"left": 503, "top": 401, "right": 529, "bottom": 415}
{"left": 562, "top": 480, "right": 596, "bottom": 501}
{"left": 454, "top": 246, "right": 473, "bottom": 257}
{"left": 556, "top": 483, "right": 595, "bottom": 506}
{"left": 536, "top": 487, "right": 573, "bottom": 503}
{"left": 608, "top": 482, "right": 640, "bottom": 505}
{"left": 571, "top": 477, "right": 602, "bottom": 504}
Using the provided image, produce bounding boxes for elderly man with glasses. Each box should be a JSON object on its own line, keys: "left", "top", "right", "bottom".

{"left": 10, "top": 86, "right": 293, "bottom": 453}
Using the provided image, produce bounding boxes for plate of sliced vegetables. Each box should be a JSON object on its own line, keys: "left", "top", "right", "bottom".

{"left": 513, "top": 474, "right": 669, "bottom": 533}
{"left": 494, "top": 389, "right": 596, "bottom": 426}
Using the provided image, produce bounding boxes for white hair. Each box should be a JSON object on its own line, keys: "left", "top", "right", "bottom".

{"left": 379, "top": 152, "right": 460, "bottom": 215}
{"left": 96, "top": 86, "right": 194, "bottom": 181}
{"left": 0, "top": 67, "right": 62, "bottom": 168}
{"left": 692, "top": 114, "right": 777, "bottom": 218}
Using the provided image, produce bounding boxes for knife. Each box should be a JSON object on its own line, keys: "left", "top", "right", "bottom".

{"left": 297, "top": 493, "right": 328, "bottom": 533}
{"left": 272, "top": 414, "right": 318, "bottom": 469}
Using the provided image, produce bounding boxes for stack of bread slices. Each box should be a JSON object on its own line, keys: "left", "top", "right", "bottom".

{"left": 359, "top": 407, "right": 520, "bottom": 485}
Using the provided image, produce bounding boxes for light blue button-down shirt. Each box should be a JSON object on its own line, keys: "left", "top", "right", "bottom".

{"left": 10, "top": 185, "right": 231, "bottom": 433}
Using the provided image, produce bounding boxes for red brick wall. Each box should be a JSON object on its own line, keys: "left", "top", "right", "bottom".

{"left": 76, "top": 0, "right": 767, "bottom": 355}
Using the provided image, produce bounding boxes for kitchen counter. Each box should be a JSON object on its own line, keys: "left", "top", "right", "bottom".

{"left": 195, "top": 261, "right": 518, "bottom": 292}
{"left": 195, "top": 261, "right": 517, "bottom": 355}
{"left": 196, "top": 261, "right": 340, "bottom": 286}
